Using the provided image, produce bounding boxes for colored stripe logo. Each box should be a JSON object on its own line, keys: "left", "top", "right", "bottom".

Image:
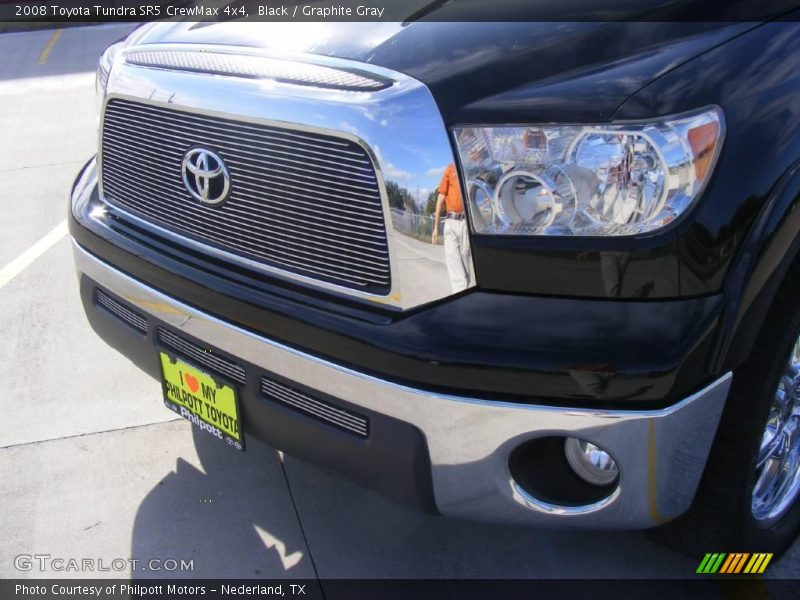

{"left": 697, "top": 553, "right": 773, "bottom": 574}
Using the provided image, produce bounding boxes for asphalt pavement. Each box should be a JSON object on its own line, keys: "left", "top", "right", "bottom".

{"left": 0, "top": 24, "right": 798, "bottom": 582}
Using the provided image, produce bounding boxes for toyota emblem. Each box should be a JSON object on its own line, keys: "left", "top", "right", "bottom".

{"left": 181, "top": 147, "right": 231, "bottom": 206}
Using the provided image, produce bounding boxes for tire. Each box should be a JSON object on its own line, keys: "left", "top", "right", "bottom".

{"left": 657, "top": 265, "right": 800, "bottom": 557}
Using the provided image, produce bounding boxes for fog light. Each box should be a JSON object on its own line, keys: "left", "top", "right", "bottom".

{"left": 564, "top": 438, "right": 619, "bottom": 486}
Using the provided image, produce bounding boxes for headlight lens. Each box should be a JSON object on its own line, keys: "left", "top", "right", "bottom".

{"left": 453, "top": 107, "right": 724, "bottom": 236}
{"left": 96, "top": 41, "right": 125, "bottom": 108}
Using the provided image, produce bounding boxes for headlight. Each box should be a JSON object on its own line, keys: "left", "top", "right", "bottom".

{"left": 96, "top": 41, "right": 125, "bottom": 108}
{"left": 453, "top": 106, "right": 724, "bottom": 237}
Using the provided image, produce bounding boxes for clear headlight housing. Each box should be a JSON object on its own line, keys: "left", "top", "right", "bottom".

{"left": 453, "top": 107, "right": 724, "bottom": 237}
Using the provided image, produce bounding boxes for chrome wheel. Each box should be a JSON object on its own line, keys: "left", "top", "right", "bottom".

{"left": 752, "top": 335, "right": 800, "bottom": 525}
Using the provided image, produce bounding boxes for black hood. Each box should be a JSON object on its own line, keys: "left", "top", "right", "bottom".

{"left": 129, "top": 19, "right": 755, "bottom": 123}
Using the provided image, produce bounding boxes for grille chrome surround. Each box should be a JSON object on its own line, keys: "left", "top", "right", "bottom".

{"left": 158, "top": 327, "right": 246, "bottom": 385}
{"left": 126, "top": 50, "right": 391, "bottom": 91}
{"left": 93, "top": 45, "right": 475, "bottom": 310}
{"left": 95, "top": 288, "right": 147, "bottom": 333}
{"left": 261, "top": 376, "right": 369, "bottom": 438}
{"left": 100, "top": 98, "right": 391, "bottom": 294}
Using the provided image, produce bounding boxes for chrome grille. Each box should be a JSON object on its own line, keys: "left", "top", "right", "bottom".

{"left": 95, "top": 288, "right": 147, "bottom": 334}
{"left": 125, "top": 50, "right": 391, "bottom": 91}
{"left": 100, "top": 99, "right": 391, "bottom": 293}
{"left": 158, "top": 328, "right": 246, "bottom": 385}
{"left": 261, "top": 376, "right": 369, "bottom": 438}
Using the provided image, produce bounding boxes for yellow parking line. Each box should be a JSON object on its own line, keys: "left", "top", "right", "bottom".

{"left": 37, "top": 29, "right": 62, "bottom": 65}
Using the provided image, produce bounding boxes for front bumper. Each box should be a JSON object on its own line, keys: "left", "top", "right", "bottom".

{"left": 73, "top": 240, "right": 731, "bottom": 528}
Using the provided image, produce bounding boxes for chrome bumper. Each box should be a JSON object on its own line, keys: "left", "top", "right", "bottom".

{"left": 73, "top": 240, "right": 731, "bottom": 528}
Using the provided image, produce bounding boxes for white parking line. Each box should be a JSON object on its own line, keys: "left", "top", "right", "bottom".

{"left": 0, "top": 220, "right": 68, "bottom": 289}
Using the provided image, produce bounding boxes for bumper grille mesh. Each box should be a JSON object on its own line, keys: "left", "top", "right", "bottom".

{"left": 158, "top": 327, "right": 246, "bottom": 385}
{"left": 95, "top": 288, "right": 147, "bottom": 334}
{"left": 261, "top": 376, "right": 369, "bottom": 438}
{"left": 100, "top": 99, "right": 391, "bottom": 293}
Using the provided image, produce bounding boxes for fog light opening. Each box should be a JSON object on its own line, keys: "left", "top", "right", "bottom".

{"left": 508, "top": 436, "right": 619, "bottom": 507}
{"left": 564, "top": 438, "right": 619, "bottom": 487}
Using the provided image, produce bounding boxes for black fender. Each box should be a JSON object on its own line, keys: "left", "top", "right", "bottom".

{"left": 611, "top": 20, "right": 800, "bottom": 377}
{"left": 712, "top": 158, "right": 800, "bottom": 373}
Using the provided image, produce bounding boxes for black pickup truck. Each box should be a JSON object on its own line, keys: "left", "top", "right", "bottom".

{"left": 70, "top": 10, "right": 800, "bottom": 557}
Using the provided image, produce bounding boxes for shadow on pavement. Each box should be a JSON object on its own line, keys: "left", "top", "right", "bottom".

{"left": 130, "top": 429, "right": 315, "bottom": 580}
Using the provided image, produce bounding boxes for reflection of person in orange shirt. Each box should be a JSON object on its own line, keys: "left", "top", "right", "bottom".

{"left": 432, "top": 163, "right": 472, "bottom": 292}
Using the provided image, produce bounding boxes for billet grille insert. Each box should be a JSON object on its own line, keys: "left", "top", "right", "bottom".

{"left": 95, "top": 288, "right": 148, "bottom": 333}
{"left": 100, "top": 99, "right": 391, "bottom": 294}
{"left": 261, "top": 376, "right": 369, "bottom": 438}
{"left": 158, "top": 327, "right": 246, "bottom": 385}
{"left": 125, "top": 50, "right": 392, "bottom": 91}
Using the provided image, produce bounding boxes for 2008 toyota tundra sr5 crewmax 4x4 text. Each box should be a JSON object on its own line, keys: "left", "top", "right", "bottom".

{"left": 70, "top": 12, "right": 800, "bottom": 557}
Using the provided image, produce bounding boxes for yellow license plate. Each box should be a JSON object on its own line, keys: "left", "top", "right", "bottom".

{"left": 159, "top": 352, "right": 244, "bottom": 451}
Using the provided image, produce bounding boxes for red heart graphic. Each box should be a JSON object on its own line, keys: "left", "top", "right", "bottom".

{"left": 184, "top": 373, "right": 200, "bottom": 394}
